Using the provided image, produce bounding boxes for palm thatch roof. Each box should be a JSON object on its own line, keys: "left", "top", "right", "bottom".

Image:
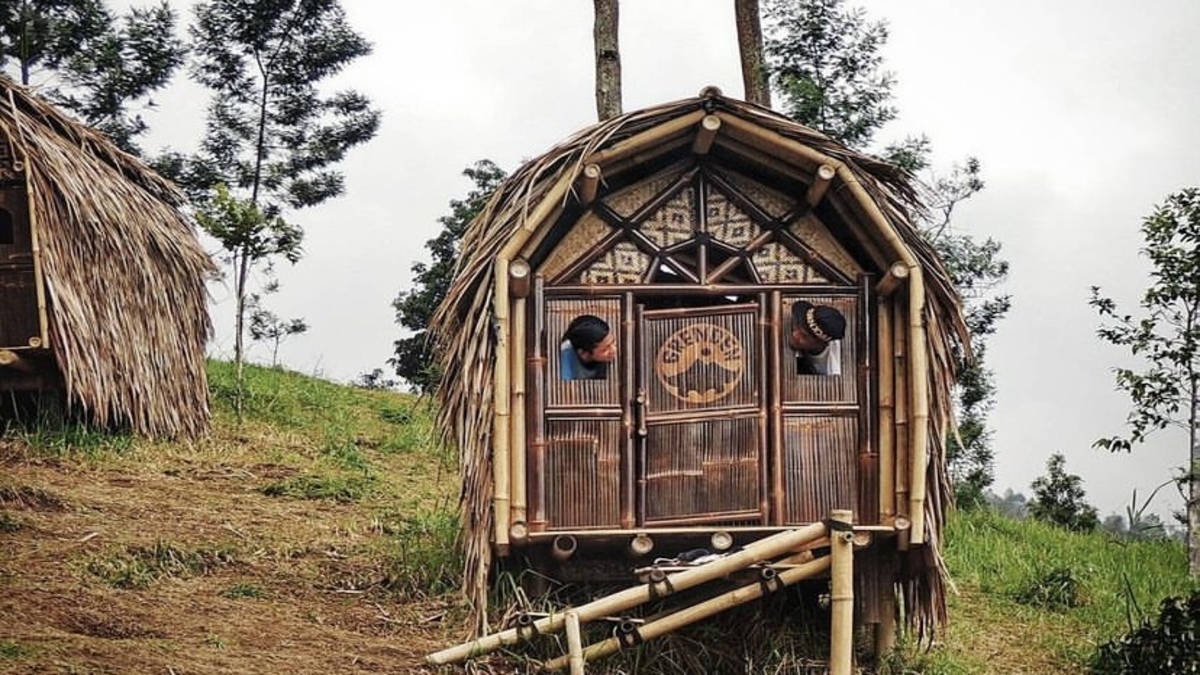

{"left": 0, "top": 76, "right": 215, "bottom": 438}
{"left": 433, "top": 90, "right": 969, "bottom": 637}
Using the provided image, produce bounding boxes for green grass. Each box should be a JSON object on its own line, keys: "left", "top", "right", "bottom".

{"left": 85, "top": 540, "right": 237, "bottom": 589}
{"left": 0, "top": 639, "right": 32, "bottom": 660}
{"left": 918, "top": 508, "right": 1199, "bottom": 671}
{"left": 220, "top": 583, "right": 265, "bottom": 600}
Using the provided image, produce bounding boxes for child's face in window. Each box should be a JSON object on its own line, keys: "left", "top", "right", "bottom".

{"left": 579, "top": 332, "right": 617, "bottom": 364}
{"left": 789, "top": 324, "right": 826, "bottom": 352}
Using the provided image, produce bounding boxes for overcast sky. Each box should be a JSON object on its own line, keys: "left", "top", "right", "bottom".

{"left": 135, "top": 0, "right": 1198, "bottom": 523}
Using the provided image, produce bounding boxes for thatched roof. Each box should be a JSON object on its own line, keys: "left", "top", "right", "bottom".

{"left": 0, "top": 76, "right": 215, "bottom": 438}
{"left": 433, "top": 90, "right": 969, "bottom": 637}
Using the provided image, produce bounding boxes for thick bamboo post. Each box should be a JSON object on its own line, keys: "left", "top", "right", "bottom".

{"left": 692, "top": 115, "right": 721, "bottom": 155}
{"left": 529, "top": 278, "right": 548, "bottom": 531}
{"left": 877, "top": 299, "right": 895, "bottom": 522}
{"left": 21, "top": 143, "right": 49, "bottom": 347}
{"left": 425, "top": 522, "right": 829, "bottom": 665}
{"left": 565, "top": 610, "right": 584, "bottom": 675}
{"left": 715, "top": 112, "right": 836, "bottom": 172}
{"left": 893, "top": 301, "right": 909, "bottom": 515}
{"left": 829, "top": 509, "right": 854, "bottom": 675}
{"left": 542, "top": 556, "right": 833, "bottom": 671}
{"left": 510, "top": 295, "right": 528, "bottom": 528}
{"left": 769, "top": 291, "right": 785, "bottom": 524}
{"left": 492, "top": 259, "right": 512, "bottom": 551}
{"left": 874, "top": 584, "right": 897, "bottom": 658}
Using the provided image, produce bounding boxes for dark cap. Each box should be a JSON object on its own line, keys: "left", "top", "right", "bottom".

{"left": 792, "top": 301, "right": 846, "bottom": 343}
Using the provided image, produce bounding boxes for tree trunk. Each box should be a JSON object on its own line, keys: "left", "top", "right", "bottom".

{"left": 735, "top": 0, "right": 771, "bottom": 107}
{"left": 593, "top": 0, "right": 622, "bottom": 121}
{"left": 1190, "top": 381, "right": 1199, "bottom": 577}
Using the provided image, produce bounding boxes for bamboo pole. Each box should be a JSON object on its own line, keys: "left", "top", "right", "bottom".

{"left": 511, "top": 295, "right": 528, "bottom": 528}
{"left": 769, "top": 291, "right": 785, "bottom": 524}
{"left": 542, "top": 556, "right": 833, "bottom": 671}
{"left": 893, "top": 300, "right": 910, "bottom": 550}
{"left": 585, "top": 110, "right": 706, "bottom": 168}
{"left": 621, "top": 294, "right": 636, "bottom": 529}
{"left": 578, "top": 164, "right": 602, "bottom": 206}
{"left": 829, "top": 509, "right": 854, "bottom": 675}
{"left": 493, "top": 259, "right": 512, "bottom": 552}
{"left": 21, "top": 142, "right": 49, "bottom": 347}
{"left": 874, "top": 583, "right": 897, "bottom": 658}
{"left": 530, "top": 278, "right": 548, "bottom": 531}
{"left": 877, "top": 298, "right": 895, "bottom": 522}
{"left": 425, "top": 522, "right": 829, "bottom": 665}
{"left": 715, "top": 112, "right": 839, "bottom": 173}
{"left": 565, "top": 610, "right": 584, "bottom": 675}
{"left": 806, "top": 164, "right": 836, "bottom": 207}
{"left": 834, "top": 167, "right": 930, "bottom": 545}
{"left": 0, "top": 349, "right": 34, "bottom": 373}
{"left": 692, "top": 115, "right": 721, "bottom": 155}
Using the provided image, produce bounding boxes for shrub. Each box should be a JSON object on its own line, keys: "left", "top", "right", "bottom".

{"left": 1091, "top": 591, "right": 1200, "bottom": 674}
{"left": 1015, "top": 566, "right": 1086, "bottom": 610}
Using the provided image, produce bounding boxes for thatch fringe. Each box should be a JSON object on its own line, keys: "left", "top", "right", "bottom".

{"left": 0, "top": 76, "right": 214, "bottom": 438}
{"left": 432, "top": 93, "right": 967, "bottom": 638}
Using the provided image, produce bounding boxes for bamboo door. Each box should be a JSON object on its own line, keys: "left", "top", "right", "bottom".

{"left": 637, "top": 302, "right": 767, "bottom": 525}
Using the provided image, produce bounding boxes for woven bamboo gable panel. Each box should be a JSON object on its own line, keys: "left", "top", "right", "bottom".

{"left": 541, "top": 211, "right": 609, "bottom": 282}
{"left": 791, "top": 214, "right": 863, "bottom": 279}
{"left": 706, "top": 190, "right": 760, "bottom": 248}
{"left": 581, "top": 240, "right": 649, "bottom": 284}
{"left": 638, "top": 188, "right": 695, "bottom": 249}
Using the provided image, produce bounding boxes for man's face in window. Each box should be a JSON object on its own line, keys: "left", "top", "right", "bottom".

{"left": 579, "top": 332, "right": 617, "bottom": 365}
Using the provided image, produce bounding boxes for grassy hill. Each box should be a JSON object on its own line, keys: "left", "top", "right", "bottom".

{"left": 0, "top": 363, "right": 1194, "bottom": 674}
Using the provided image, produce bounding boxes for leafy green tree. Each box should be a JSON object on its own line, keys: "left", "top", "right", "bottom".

{"left": 1090, "top": 187, "right": 1200, "bottom": 576}
{"left": 174, "top": 0, "right": 380, "bottom": 397}
{"left": 1029, "top": 453, "right": 1099, "bottom": 532}
{"left": 0, "top": 0, "right": 185, "bottom": 153}
{"left": 392, "top": 160, "right": 507, "bottom": 394}
{"left": 762, "top": 0, "right": 1009, "bottom": 507}
{"left": 762, "top": 0, "right": 895, "bottom": 148}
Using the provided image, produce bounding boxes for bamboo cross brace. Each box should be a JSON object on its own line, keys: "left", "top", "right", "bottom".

{"left": 425, "top": 521, "right": 828, "bottom": 665}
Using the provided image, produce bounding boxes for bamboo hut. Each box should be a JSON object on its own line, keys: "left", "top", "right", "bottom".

{"left": 0, "top": 76, "right": 214, "bottom": 438}
{"left": 432, "top": 88, "right": 969, "bottom": 655}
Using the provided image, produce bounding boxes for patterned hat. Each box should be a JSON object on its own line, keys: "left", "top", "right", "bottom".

{"left": 792, "top": 300, "right": 846, "bottom": 343}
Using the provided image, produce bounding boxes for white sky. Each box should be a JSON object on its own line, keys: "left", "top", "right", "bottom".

{"left": 130, "top": 0, "right": 1199, "bottom": 523}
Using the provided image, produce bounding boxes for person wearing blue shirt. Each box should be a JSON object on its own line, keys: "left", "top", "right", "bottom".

{"left": 560, "top": 314, "right": 616, "bottom": 380}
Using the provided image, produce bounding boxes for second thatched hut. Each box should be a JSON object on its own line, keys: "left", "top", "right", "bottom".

{"left": 0, "top": 76, "right": 214, "bottom": 438}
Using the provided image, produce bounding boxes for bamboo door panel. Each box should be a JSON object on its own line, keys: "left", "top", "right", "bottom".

{"left": 543, "top": 418, "right": 623, "bottom": 529}
{"left": 781, "top": 295, "right": 858, "bottom": 405}
{"left": 643, "top": 416, "right": 761, "bottom": 523}
{"left": 781, "top": 413, "right": 858, "bottom": 524}
{"left": 639, "top": 304, "right": 766, "bottom": 525}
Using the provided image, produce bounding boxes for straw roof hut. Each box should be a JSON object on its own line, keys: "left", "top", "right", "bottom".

{"left": 433, "top": 89, "right": 969, "bottom": 637}
{"left": 0, "top": 76, "right": 214, "bottom": 438}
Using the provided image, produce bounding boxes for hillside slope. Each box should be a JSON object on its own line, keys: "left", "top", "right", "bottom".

{"left": 0, "top": 363, "right": 460, "bottom": 674}
{"left": 1, "top": 363, "right": 1194, "bottom": 674}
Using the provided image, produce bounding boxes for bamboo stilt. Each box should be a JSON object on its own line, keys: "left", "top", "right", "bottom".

{"left": 426, "top": 522, "right": 829, "bottom": 665}
{"left": 542, "top": 556, "right": 832, "bottom": 672}
{"left": 829, "top": 509, "right": 854, "bottom": 675}
{"left": 565, "top": 610, "right": 584, "bottom": 675}
{"left": 874, "top": 585, "right": 897, "bottom": 658}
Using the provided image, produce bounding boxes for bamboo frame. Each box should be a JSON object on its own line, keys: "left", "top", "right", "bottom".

{"left": 565, "top": 610, "right": 584, "bottom": 675}
{"left": 529, "top": 278, "right": 548, "bottom": 531}
{"left": 621, "top": 293, "right": 636, "bottom": 529}
{"left": 715, "top": 112, "right": 838, "bottom": 174}
{"left": 426, "top": 522, "right": 829, "bottom": 665}
{"left": 586, "top": 110, "right": 706, "bottom": 169}
{"left": 21, "top": 152, "right": 48, "bottom": 348}
{"left": 769, "top": 291, "right": 784, "bottom": 524}
{"left": 835, "top": 167, "right": 930, "bottom": 545}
